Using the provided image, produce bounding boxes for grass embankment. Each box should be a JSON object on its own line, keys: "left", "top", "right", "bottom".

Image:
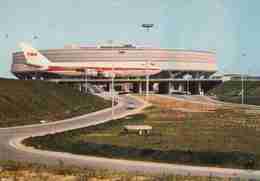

{"left": 0, "top": 78, "right": 111, "bottom": 127}
{"left": 209, "top": 80, "right": 260, "bottom": 105}
{"left": 24, "top": 95, "right": 260, "bottom": 169}
{"left": 0, "top": 160, "right": 241, "bottom": 181}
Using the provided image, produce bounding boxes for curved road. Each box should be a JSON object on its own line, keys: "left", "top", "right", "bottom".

{"left": 0, "top": 94, "right": 260, "bottom": 179}
{"left": 0, "top": 95, "right": 145, "bottom": 162}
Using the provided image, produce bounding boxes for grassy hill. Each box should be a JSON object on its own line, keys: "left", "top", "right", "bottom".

{"left": 0, "top": 78, "right": 110, "bottom": 127}
{"left": 209, "top": 80, "right": 260, "bottom": 105}
{"left": 24, "top": 95, "right": 260, "bottom": 169}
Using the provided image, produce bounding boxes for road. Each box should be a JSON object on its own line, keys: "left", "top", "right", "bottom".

{"left": 0, "top": 95, "right": 145, "bottom": 162}
{"left": 0, "top": 94, "right": 260, "bottom": 179}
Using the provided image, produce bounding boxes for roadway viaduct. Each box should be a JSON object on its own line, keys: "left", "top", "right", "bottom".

{"left": 49, "top": 78, "right": 222, "bottom": 95}
{"left": 0, "top": 94, "right": 259, "bottom": 179}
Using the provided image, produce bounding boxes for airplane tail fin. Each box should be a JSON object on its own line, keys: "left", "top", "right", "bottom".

{"left": 19, "top": 42, "right": 51, "bottom": 67}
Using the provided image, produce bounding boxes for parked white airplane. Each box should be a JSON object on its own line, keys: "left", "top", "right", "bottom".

{"left": 19, "top": 42, "right": 161, "bottom": 77}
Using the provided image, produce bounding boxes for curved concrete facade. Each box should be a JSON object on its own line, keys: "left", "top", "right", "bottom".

{"left": 12, "top": 47, "right": 217, "bottom": 79}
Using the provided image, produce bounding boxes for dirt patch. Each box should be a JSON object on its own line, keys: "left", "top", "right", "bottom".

{"left": 142, "top": 95, "right": 217, "bottom": 113}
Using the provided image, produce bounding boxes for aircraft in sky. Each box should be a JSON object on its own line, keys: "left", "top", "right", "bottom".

{"left": 19, "top": 42, "right": 161, "bottom": 77}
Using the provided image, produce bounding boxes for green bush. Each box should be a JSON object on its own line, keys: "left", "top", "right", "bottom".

{"left": 209, "top": 81, "right": 260, "bottom": 105}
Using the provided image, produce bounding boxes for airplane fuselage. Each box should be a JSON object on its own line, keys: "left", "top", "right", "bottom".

{"left": 33, "top": 61, "right": 161, "bottom": 77}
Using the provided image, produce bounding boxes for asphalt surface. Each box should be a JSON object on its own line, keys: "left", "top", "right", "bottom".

{"left": 0, "top": 94, "right": 260, "bottom": 179}
{"left": 0, "top": 95, "right": 142, "bottom": 160}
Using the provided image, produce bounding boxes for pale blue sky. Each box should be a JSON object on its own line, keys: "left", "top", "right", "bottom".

{"left": 0, "top": 0, "right": 259, "bottom": 78}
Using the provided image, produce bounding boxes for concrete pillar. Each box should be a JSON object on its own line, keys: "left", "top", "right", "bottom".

{"left": 178, "top": 83, "right": 184, "bottom": 92}
{"left": 139, "top": 82, "right": 143, "bottom": 94}
{"left": 83, "top": 83, "right": 87, "bottom": 93}
{"left": 186, "top": 80, "right": 189, "bottom": 95}
{"left": 198, "top": 82, "right": 204, "bottom": 95}
{"left": 78, "top": 83, "right": 84, "bottom": 93}
{"left": 109, "top": 83, "right": 113, "bottom": 94}
{"left": 124, "top": 83, "right": 130, "bottom": 92}
{"left": 168, "top": 81, "right": 171, "bottom": 94}
{"left": 78, "top": 83, "right": 81, "bottom": 92}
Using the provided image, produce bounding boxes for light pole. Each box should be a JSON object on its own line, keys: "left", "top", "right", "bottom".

{"left": 110, "top": 41, "right": 115, "bottom": 120}
{"left": 85, "top": 69, "right": 88, "bottom": 94}
{"left": 141, "top": 24, "right": 154, "bottom": 99}
{"left": 146, "top": 60, "right": 150, "bottom": 98}
{"left": 111, "top": 64, "right": 115, "bottom": 120}
{"left": 241, "top": 53, "right": 246, "bottom": 105}
{"left": 241, "top": 73, "right": 244, "bottom": 105}
{"left": 32, "top": 34, "right": 39, "bottom": 80}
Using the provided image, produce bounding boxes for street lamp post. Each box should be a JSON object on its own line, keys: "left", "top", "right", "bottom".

{"left": 111, "top": 66, "right": 115, "bottom": 119}
{"left": 241, "top": 73, "right": 244, "bottom": 105}
{"left": 241, "top": 53, "right": 246, "bottom": 105}
{"left": 85, "top": 69, "right": 88, "bottom": 94}
{"left": 141, "top": 24, "right": 154, "bottom": 99}
{"left": 146, "top": 61, "right": 150, "bottom": 98}
{"left": 32, "top": 34, "right": 39, "bottom": 80}
{"left": 111, "top": 41, "right": 115, "bottom": 120}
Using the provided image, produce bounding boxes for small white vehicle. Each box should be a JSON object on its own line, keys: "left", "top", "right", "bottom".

{"left": 127, "top": 102, "right": 136, "bottom": 109}
{"left": 40, "top": 120, "right": 47, "bottom": 124}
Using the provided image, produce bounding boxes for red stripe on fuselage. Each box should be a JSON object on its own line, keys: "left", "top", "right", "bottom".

{"left": 47, "top": 66, "right": 160, "bottom": 72}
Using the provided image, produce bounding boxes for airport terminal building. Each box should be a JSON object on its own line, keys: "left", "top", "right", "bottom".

{"left": 11, "top": 43, "right": 220, "bottom": 94}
